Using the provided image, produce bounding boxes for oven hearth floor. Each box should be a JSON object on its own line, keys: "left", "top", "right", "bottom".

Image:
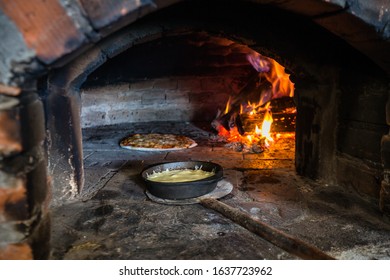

{"left": 50, "top": 122, "right": 390, "bottom": 260}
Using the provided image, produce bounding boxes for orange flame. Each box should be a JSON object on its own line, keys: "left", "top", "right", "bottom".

{"left": 217, "top": 102, "right": 275, "bottom": 148}
{"left": 260, "top": 109, "right": 274, "bottom": 147}
{"left": 266, "top": 59, "right": 294, "bottom": 99}
{"left": 216, "top": 51, "right": 294, "bottom": 150}
{"left": 247, "top": 52, "right": 294, "bottom": 102}
{"left": 224, "top": 96, "right": 232, "bottom": 114}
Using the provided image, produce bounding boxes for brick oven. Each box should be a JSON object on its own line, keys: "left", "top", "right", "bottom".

{"left": 0, "top": 0, "right": 389, "bottom": 260}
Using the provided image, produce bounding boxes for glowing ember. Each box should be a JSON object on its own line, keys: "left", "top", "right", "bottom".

{"left": 215, "top": 50, "right": 295, "bottom": 152}
{"left": 218, "top": 102, "right": 274, "bottom": 148}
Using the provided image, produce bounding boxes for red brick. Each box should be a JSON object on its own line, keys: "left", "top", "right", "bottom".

{"left": 79, "top": 0, "right": 144, "bottom": 29}
{"left": 0, "top": 84, "right": 21, "bottom": 96}
{"left": 0, "top": 0, "right": 87, "bottom": 64}
{"left": 0, "top": 94, "right": 45, "bottom": 157}
{"left": 0, "top": 172, "right": 28, "bottom": 222}
{"left": 0, "top": 106, "right": 22, "bottom": 157}
{"left": 0, "top": 243, "right": 33, "bottom": 260}
{"left": 0, "top": 157, "right": 49, "bottom": 223}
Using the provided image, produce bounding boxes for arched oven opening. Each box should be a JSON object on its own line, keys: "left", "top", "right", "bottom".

{"left": 0, "top": 0, "right": 389, "bottom": 260}
{"left": 79, "top": 32, "right": 297, "bottom": 196}
{"left": 47, "top": 1, "right": 389, "bottom": 203}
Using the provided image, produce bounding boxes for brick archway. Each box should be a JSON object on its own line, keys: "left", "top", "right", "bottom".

{"left": 0, "top": 0, "right": 389, "bottom": 260}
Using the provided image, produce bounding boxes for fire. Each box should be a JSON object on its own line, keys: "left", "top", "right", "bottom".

{"left": 260, "top": 109, "right": 274, "bottom": 147}
{"left": 215, "top": 50, "right": 295, "bottom": 152}
{"left": 221, "top": 102, "right": 274, "bottom": 147}
{"left": 247, "top": 52, "right": 294, "bottom": 101}
{"left": 224, "top": 96, "right": 231, "bottom": 114}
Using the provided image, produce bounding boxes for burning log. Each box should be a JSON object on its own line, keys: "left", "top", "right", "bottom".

{"left": 211, "top": 73, "right": 271, "bottom": 135}
{"left": 241, "top": 98, "right": 296, "bottom": 133}
{"left": 211, "top": 51, "right": 295, "bottom": 153}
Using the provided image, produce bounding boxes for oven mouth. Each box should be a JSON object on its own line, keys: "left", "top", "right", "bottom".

{"left": 46, "top": 7, "right": 387, "bottom": 206}
{"left": 80, "top": 31, "right": 298, "bottom": 176}
{"left": 1, "top": 0, "right": 389, "bottom": 261}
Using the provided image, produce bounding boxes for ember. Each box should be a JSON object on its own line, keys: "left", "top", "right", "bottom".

{"left": 213, "top": 51, "right": 296, "bottom": 153}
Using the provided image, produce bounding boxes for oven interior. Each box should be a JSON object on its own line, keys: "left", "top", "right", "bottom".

{"left": 46, "top": 2, "right": 390, "bottom": 259}
{"left": 0, "top": 0, "right": 389, "bottom": 260}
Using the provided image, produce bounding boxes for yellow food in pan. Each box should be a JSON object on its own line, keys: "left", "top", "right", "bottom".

{"left": 147, "top": 168, "right": 214, "bottom": 183}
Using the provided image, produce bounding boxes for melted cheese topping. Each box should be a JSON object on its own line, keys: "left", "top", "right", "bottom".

{"left": 147, "top": 169, "right": 215, "bottom": 183}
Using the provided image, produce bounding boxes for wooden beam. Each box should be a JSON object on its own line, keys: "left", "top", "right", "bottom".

{"left": 200, "top": 198, "right": 335, "bottom": 260}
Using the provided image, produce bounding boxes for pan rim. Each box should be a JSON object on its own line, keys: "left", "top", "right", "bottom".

{"left": 141, "top": 160, "right": 223, "bottom": 185}
{"left": 140, "top": 160, "right": 224, "bottom": 199}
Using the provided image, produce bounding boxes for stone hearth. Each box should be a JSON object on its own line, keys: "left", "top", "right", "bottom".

{"left": 50, "top": 122, "right": 390, "bottom": 260}
{"left": 0, "top": 0, "right": 389, "bottom": 260}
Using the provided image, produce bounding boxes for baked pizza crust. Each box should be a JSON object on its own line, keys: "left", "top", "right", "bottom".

{"left": 120, "top": 133, "right": 198, "bottom": 151}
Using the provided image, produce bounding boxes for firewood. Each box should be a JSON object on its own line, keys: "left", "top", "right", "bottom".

{"left": 212, "top": 73, "right": 271, "bottom": 134}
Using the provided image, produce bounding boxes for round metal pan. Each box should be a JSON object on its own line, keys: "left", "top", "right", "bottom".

{"left": 141, "top": 161, "right": 224, "bottom": 200}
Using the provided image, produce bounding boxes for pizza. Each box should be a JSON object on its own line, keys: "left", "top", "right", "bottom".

{"left": 120, "top": 133, "right": 197, "bottom": 151}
